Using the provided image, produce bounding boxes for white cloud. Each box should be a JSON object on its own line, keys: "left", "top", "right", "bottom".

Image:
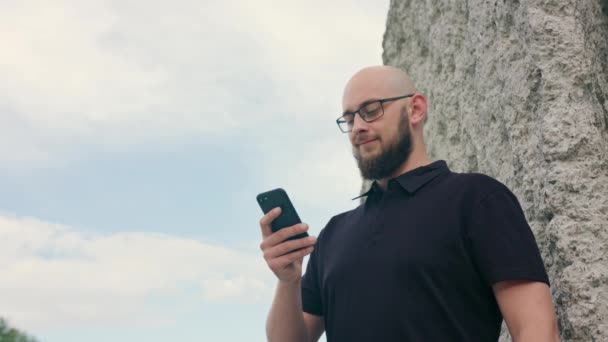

{"left": 0, "top": 0, "right": 388, "bottom": 166}
{"left": 0, "top": 213, "right": 274, "bottom": 329}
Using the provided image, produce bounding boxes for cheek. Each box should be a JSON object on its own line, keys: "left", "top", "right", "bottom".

{"left": 386, "top": 123, "right": 403, "bottom": 142}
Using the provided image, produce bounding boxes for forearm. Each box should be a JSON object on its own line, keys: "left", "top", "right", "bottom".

{"left": 513, "top": 332, "right": 559, "bottom": 342}
{"left": 511, "top": 321, "right": 560, "bottom": 342}
{"left": 266, "top": 279, "right": 309, "bottom": 342}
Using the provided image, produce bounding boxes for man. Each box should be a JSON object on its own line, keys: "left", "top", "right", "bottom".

{"left": 259, "top": 66, "right": 560, "bottom": 341}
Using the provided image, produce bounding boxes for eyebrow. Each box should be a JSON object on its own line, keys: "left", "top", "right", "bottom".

{"left": 342, "top": 98, "right": 380, "bottom": 115}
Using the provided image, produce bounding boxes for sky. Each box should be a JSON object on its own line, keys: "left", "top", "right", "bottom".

{"left": 0, "top": 1, "right": 389, "bottom": 341}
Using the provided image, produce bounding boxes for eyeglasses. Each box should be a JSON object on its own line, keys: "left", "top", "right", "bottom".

{"left": 336, "top": 94, "right": 414, "bottom": 133}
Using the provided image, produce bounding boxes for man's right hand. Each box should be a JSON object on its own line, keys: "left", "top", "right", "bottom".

{"left": 259, "top": 207, "right": 317, "bottom": 284}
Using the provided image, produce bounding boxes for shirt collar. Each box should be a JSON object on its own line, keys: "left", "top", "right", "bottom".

{"left": 352, "top": 160, "right": 450, "bottom": 200}
{"left": 352, "top": 181, "right": 381, "bottom": 201}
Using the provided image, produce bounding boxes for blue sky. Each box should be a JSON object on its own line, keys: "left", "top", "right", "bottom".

{"left": 0, "top": 1, "right": 389, "bottom": 341}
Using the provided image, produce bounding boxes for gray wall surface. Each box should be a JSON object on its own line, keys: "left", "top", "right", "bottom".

{"left": 381, "top": 0, "right": 608, "bottom": 340}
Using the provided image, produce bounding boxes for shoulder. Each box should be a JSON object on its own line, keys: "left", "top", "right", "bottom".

{"left": 451, "top": 173, "right": 529, "bottom": 228}
{"left": 445, "top": 171, "right": 513, "bottom": 204}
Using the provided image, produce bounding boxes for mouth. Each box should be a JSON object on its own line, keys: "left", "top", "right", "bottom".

{"left": 357, "top": 138, "right": 378, "bottom": 147}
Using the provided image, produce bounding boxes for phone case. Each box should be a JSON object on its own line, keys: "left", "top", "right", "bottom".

{"left": 256, "top": 188, "right": 309, "bottom": 241}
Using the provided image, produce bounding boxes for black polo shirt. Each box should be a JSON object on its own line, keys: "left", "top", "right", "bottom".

{"left": 301, "top": 160, "right": 549, "bottom": 342}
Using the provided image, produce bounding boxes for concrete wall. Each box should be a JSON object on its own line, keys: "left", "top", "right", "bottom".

{"left": 381, "top": 0, "right": 608, "bottom": 340}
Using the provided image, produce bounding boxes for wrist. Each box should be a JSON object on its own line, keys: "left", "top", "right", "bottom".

{"left": 278, "top": 276, "right": 302, "bottom": 289}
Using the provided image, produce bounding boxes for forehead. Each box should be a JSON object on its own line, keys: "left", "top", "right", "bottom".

{"left": 341, "top": 72, "right": 395, "bottom": 111}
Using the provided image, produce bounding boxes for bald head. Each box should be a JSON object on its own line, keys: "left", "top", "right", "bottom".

{"left": 342, "top": 65, "right": 417, "bottom": 111}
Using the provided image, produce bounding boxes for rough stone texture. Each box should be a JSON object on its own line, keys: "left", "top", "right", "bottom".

{"left": 380, "top": 0, "right": 608, "bottom": 340}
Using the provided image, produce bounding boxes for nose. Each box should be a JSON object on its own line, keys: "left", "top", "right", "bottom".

{"left": 350, "top": 113, "right": 369, "bottom": 141}
{"left": 351, "top": 113, "right": 369, "bottom": 134}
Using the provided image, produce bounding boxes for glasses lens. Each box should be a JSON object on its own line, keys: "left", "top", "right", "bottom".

{"left": 361, "top": 102, "right": 382, "bottom": 121}
{"left": 337, "top": 113, "right": 354, "bottom": 132}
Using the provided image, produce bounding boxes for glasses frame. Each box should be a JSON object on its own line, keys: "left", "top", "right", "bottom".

{"left": 336, "top": 94, "right": 415, "bottom": 133}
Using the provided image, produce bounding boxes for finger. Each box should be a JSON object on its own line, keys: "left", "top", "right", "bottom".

{"left": 260, "top": 223, "right": 309, "bottom": 251}
{"left": 268, "top": 246, "right": 315, "bottom": 270}
{"left": 259, "top": 207, "right": 282, "bottom": 238}
{"left": 262, "top": 223, "right": 309, "bottom": 249}
{"left": 264, "top": 235, "right": 317, "bottom": 259}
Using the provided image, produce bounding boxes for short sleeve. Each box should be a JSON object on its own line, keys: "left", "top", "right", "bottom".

{"left": 467, "top": 190, "right": 550, "bottom": 287}
{"left": 301, "top": 244, "right": 323, "bottom": 316}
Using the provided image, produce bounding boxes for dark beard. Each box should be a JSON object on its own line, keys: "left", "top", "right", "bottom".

{"left": 354, "top": 113, "right": 412, "bottom": 180}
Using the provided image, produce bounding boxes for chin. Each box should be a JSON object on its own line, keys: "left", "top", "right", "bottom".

{"left": 358, "top": 146, "right": 381, "bottom": 158}
{"left": 356, "top": 154, "right": 380, "bottom": 167}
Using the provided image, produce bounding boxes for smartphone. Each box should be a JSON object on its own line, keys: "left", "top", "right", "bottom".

{"left": 256, "top": 188, "right": 309, "bottom": 241}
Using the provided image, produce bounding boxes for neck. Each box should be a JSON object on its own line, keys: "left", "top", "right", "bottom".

{"left": 376, "top": 146, "right": 432, "bottom": 191}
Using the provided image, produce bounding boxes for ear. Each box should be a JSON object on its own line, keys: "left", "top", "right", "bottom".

{"left": 408, "top": 94, "right": 427, "bottom": 126}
